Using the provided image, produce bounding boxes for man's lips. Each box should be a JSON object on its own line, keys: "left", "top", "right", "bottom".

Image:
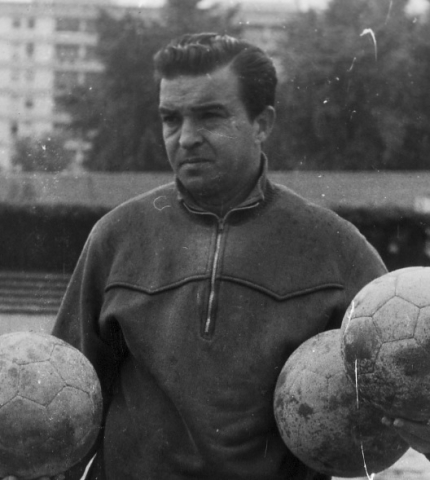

{"left": 180, "top": 157, "right": 212, "bottom": 166}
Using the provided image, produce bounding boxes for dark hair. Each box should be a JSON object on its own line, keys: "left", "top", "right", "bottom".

{"left": 153, "top": 33, "right": 277, "bottom": 120}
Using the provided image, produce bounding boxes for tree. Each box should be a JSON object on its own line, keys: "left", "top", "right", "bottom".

{"left": 270, "top": 0, "right": 430, "bottom": 170}
{"left": 81, "top": 11, "right": 168, "bottom": 171}
{"left": 66, "top": 1, "right": 241, "bottom": 172}
{"left": 11, "top": 135, "right": 72, "bottom": 172}
{"left": 164, "top": 0, "right": 240, "bottom": 37}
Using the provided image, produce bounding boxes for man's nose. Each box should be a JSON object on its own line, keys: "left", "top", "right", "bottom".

{"left": 179, "top": 119, "right": 203, "bottom": 149}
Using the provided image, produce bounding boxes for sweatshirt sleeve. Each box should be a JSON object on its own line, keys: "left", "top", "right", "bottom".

{"left": 343, "top": 229, "right": 388, "bottom": 306}
{"left": 326, "top": 222, "right": 388, "bottom": 331}
{"left": 51, "top": 222, "right": 126, "bottom": 480}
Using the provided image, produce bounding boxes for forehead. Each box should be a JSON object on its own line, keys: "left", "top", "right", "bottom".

{"left": 159, "top": 65, "right": 241, "bottom": 110}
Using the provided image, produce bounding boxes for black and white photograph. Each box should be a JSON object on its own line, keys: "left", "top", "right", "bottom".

{"left": 1, "top": 0, "right": 430, "bottom": 478}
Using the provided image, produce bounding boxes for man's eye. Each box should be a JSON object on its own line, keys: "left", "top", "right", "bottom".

{"left": 201, "top": 111, "right": 223, "bottom": 121}
{"left": 162, "top": 115, "right": 180, "bottom": 126}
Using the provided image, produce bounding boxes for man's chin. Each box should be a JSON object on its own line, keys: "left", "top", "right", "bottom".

{"left": 178, "top": 173, "right": 219, "bottom": 198}
{"left": 179, "top": 177, "right": 207, "bottom": 194}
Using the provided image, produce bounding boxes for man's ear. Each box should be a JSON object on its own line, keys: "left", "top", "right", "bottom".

{"left": 254, "top": 106, "right": 276, "bottom": 144}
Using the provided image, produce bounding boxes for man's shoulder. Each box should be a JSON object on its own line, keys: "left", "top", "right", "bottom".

{"left": 270, "top": 181, "right": 347, "bottom": 222}
{"left": 268, "top": 180, "right": 366, "bottom": 245}
{"left": 93, "top": 182, "right": 178, "bottom": 234}
{"left": 269, "top": 180, "right": 385, "bottom": 274}
{"left": 117, "top": 181, "right": 177, "bottom": 208}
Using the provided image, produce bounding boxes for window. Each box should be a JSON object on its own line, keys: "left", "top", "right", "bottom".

{"left": 26, "top": 43, "right": 34, "bottom": 57}
{"left": 53, "top": 121, "right": 69, "bottom": 134}
{"left": 25, "top": 69, "right": 35, "bottom": 82}
{"left": 83, "top": 19, "right": 97, "bottom": 33}
{"left": 84, "top": 71, "right": 102, "bottom": 89}
{"left": 54, "top": 71, "right": 79, "bottom": 91}
{"left": 10, "top": 122, "right": 18, "bottom": 136}
{"left": 54, "top": 95, "right": 70, "bottom": 113}
{"left": 56, "top": 18, "right": 80, "bottom": 32}
{"left": 55, "top": 44, "right": 80, "bottom": 63}
{"left": 28, "top": 17, "right": 35, "bottom": 29}
{"left": 84, "top": 45, "right": 98, "bottom": 61}
{"left": 12, "top": 18, "right": 21, "bottom": 28}
{"left": 11, "top": 70, "right": 20, "bottom": 82}
{"left": 11, "top": 44, "right": 20, "bottom": 61}
{"left": 25, "top": 98, "right": 34, "bottom": 109}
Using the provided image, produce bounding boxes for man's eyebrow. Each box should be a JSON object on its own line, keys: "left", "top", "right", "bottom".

{"left": 159, "top": 102, "right": 227, "bottom": 114}
{"left": 159, "top": 106, "right": 176, "bottom": 114}
{"left": 190, "top": 102, "right": 227, "bottom": 112}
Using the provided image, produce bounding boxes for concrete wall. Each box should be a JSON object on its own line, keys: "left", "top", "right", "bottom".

{"left": 0, "top": 170, "right": 430, "bottom": 210}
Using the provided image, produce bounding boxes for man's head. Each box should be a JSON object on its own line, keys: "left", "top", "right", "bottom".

{"left": 155, "top": 33, "right": 277, "bottom": 215}
{"left": 154, "top": 33, "right": 277, "bottom": 120}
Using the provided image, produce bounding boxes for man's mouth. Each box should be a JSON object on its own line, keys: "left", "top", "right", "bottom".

{"left": 181, "top": 157, "right": 211, "bottom": 166}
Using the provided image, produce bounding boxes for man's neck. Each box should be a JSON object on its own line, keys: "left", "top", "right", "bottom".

{"left": 192, "top": 182, "right": 256, "bottom": 217}
{"left": 189, "top": 163, "right": 265, "bottom": 217}
{"left": 177, "top": 155, "right": 267, "bottom": 217}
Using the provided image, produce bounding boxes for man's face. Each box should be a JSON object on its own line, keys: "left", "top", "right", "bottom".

{"left": 159, "top": 65, "right": 272, "bottom": 203}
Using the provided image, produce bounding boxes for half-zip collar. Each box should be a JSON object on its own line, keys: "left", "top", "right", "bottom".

{"left": 175, "top": 154, "right": 269, "bottom": 219}
{"left": 175, "top": 155, "right": 269, "bottom": 338}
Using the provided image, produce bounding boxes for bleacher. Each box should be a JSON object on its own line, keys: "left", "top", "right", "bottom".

{"left": 0, "top": 271, "right": 70, "bottom": 315}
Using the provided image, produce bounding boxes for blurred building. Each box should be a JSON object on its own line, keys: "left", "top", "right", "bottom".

{"left": 0, "top": 0, "right": 162, "bottom": 171}
{"left": 0, "top": 0, "right": 294, "bottom": 171}
{"left": 234, "top": 2, "right": 293, "bottom": 58}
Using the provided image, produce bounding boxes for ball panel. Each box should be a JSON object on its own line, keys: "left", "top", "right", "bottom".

{"left": 47, "top": 386, "right": 101, "bottom": 449}
{"left": 50, "top": 343, "right": 99, "bottom": 392}
{"left": 0, "top": 332, "right": 54, "bottom": 364}
{"left": 19, "top": 361, "right": 65, "bottom": 405}
{"left": 395, "top": 268, "right": 430, "bottom": 308}
{"left": 415, "top": 306, "right": 430, "bottom": 349}
{"left": 351, "top": 276, "right": 396, "bottom": 318}
{"left": 0, "top": 441, "right": 78, "bottom": 480}
{"left": 0, "top": 358, "right": 19, "bottom": 405}
{"left": 275, "top": 370, "right": 331, "bottom": 459}
{"left": 372, "top": 297, "right": 419, "bottom": 342}
{"left": 374, "top": 339, "right": 430, "bottom": 420}
{"left": 342, "top": 316, "right": 382, "bottom": 375}
{"left": 0, "top": 397, "right": 49, "bottom": 451}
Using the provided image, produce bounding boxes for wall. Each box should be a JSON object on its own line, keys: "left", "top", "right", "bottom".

{"left": 0, "top": 170, "right": 430, "bottom": 210}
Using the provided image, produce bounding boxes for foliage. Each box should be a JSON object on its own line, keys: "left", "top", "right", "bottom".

{"left": 65, "top": 0, "right": 241, "bottom": 172}
{"left": 0, "top": 203, "right": 107, "bottom": 273}
{"left": 267, "top": 0, "right": 430, "bottom": 170}
{"left": 11, "top": 135, "right": 72, "bottom": 172}
{"left": 163, "top": 0, "right": 241, "bottom": 38}
{"left": 1, "top": 201, "right": 429, "bottom": 272}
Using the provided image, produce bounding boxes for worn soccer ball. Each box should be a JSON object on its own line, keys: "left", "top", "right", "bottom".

{"left": 274, "top": 330, "right": 408, "bottom": 477}
{"left": 0, "top": 331, "right": 103, "bottom": 479}
{"left": 341, "top": 267, "right": 430, "bottom": 421}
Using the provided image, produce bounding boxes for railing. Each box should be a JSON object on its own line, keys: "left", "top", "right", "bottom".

{"left": 0, "top": 271, "right": 70, "bottom": 315}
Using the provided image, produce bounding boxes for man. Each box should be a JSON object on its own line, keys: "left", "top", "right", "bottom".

{"left": 7, "top": 33, "right": 430, "bottom": 480}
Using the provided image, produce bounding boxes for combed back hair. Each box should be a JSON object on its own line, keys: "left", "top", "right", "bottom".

{"left": 153, "top": 33, "right": 277, "bottom": 120}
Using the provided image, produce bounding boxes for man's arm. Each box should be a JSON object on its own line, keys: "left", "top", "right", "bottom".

{"left": 342, "top": 230, "right": 430, "bottom": 456}
{"left": 51, "top": 225, "right": 124, "bottom": 480}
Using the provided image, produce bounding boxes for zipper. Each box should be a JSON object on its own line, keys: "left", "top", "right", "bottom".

{"left": 204, "top": 218, "right": 225, "bottom": 336}
{"left": 182, "top": 200, "right": 261, "bottom": 338}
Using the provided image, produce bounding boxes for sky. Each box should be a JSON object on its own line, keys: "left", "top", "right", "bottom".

{"left": 116, "top": 0, "right": 429, "bottom": 15}
{"left": 117, "top": 0, "right": 331, "bottom": 10}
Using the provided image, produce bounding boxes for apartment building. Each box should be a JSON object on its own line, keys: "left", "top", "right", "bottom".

{"left": 0, "top": 0, "right": 292, "bottom": 171}
{"left": 0, "top": 0, "right": 96, "bottom": 169}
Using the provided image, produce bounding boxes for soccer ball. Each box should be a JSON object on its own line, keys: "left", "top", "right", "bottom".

{"left": 274, "top": 330, "right": 408, "bottom": 477}
{"left": 341, "top": 267, "right": 430, "bottom": 421}
{"left": 0, "top": 331, "right": 103, "bottom": 479}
